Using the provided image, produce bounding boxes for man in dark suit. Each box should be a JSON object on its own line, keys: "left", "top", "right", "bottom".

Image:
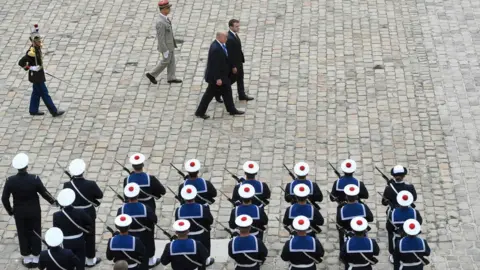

{"left": 195, "top": 32, "right": 244, "bottom": 119}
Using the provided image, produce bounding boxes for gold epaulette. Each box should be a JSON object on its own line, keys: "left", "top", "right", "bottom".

{"left": 27, "top": 47, "right": 36, "bottom": 57}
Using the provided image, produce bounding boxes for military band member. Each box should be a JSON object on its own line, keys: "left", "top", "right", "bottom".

{"left": 340, "top": 217, "right": 379, "bottom": 270}
{"left": 53, "top": 188, "right": 94, "bottom": 269}
{"left": 124, "top": 153, "right": 166, "bottom": 211}
{"left": 394, "top": 219, "right": 431, "bottom": 270}
{"left": 336, "top": 185, "right": 374, "bottom": 249}
{"left": 39, "top": 227, "right": 83, "bottom": 270}
{"left": 106, "top": 214, "right": 148, "bottom": 270}
{"left": 175, "top": 185, "right": 214, "bottom": 262}
{"left": 232, "top": 161, "right": 271, "bottom": 208}
{"left": 160, "top": 219, "right": 212, "bottom": 269}
{"left": 17, "top": 24, "right": 65, "bottom": 117}
{"left": 63, "top": 158, "right": 103, "bottom": 267}
{"left": 329, "top": 159, "right": 368, "bottom": 203}
{"left": 387, "top": 191, "right": 423, "bottom": 264}
{"left": 281, "top": 216, "right": 325, "bottom": 269}
{"left": 1, "top": 153, "right": 57, "bottom": 268}
{"left": 228, "top": 215, "right": 268, "bottom": 269}
{"left": 283, "top": 184, "right": 324, "bottom": 237}
{"left": 284, "top": 162, "right": 323, "bottom": 208}
{"left": 381, "top": 165, "right": 417, "bottom": 212}
{"left": 228, "top": 184, "right": 268, "bottom": 241}
{"left": 118, "top": 183, "right": 160, "bottom": 268}
{"left": 178, "top": 159, "right": 217, "bottom": 205}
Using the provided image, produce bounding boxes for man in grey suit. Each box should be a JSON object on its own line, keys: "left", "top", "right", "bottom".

{"left": 146, "top": 0, "right": 182, "bottom": 84}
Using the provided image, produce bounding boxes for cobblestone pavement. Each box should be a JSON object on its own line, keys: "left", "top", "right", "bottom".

{"left": 0, "top": 0, "right": 479, "bottom": 268}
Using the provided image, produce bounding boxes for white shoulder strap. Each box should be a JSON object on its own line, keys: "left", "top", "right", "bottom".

{"left": 70, "top": 180, "right": 98, "bottom": 207}
{"left": 360, "top": 252, "right": 376, "bottom": 265}
{"left": 183, "top": 255, "right": 203, "bottom": 267}
{"left": 302, "top": 251, "right": 321, "bottom": 264}
{"left": 121, "top": 250, "right": 142, "bottom": 264}
{"left": 48, "top": 249, "right": 67, "bottom": 270}
{"left": 61, "top": 209, "right": 89, "bottom": 233}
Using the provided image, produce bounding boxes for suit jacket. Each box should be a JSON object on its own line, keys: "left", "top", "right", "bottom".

{"left": 226, "top": 31, "right": 244, "bottom": 68}
{"left": 18, "top": 46, "right": 46, "bottom": 84}
{"left": 204, "top": 41, "right": 231, "bottom": 84}
{"left": 156, "top": 15, "right": 177, "bottom": 53}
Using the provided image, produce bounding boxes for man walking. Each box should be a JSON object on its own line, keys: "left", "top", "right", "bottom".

{"left": 146, "top": 0, "right": 182, "bottom": 84}
{"left": 195, "top": 32, "right": 244, "bottom": 119}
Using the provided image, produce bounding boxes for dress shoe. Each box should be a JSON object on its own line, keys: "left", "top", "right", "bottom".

{"left": 195, "top": 114, "right": 210, "bottom": 119}
{"left": 29, "top": 111, "right": 45, "bottom": 116}
{"left": 167, "top": 79, "right": 183, "bottom": 84}
{"left": 146, "top": 73, "right": 158, "bottom": 84}
{"left": 229, "top": 110, "right": 245, "bottom": 115}
{"left": 30, "top": 262, "right": 39, "bottom": 269}
{"left": 85, "top": 257, "right": 101, "bottom": 268}
{"left": 52, "top": 110, "right": 65, "bottom": 117}
{"left": 216, "top": 98, "right": 224, "bottom": 103}
{"left": 148, "top": 258, "right": 161, "bottom": 268}
{"left": 239, "top": 95, "right": 254, "bottom": 101}
{"left": 206, "top": 257, "right": 215, "bottom": 267}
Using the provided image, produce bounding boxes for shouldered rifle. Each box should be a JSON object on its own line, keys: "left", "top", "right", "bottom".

{"left": 33, "top": 230, "right": 49, "bottom": 247}
{"left": 283, "top": 164, "right": 296, "bottom": 180}
{"left": 155, "top": 224, "right": 176, "bottom": 241}
{"left": 327, "top": 190, "right": 343, "bottom": 204}
{"left": 224, "top": 168, "right": 242, "bottom": 183}
{"left": 216, "top": 222, "right": 235, "bottom": 238}
{"left": 170, "top": 163, "right": 186, "bottom": 179}
{"left": 115, "top": 160, "right": 132, "bottom": 175}
{"left": 166, "top": 185, "right": 182, "bottom": 203}
{"left": 56, "top": 162, "right": 72, "bottom": 179}
{"left": 328, "top": 162, "right": 341, "bottom": 178}
{"left": 219, "top": 190, "right": 235, "bottom": 206}
{"left": 276, "top": 217, "right": 294, "bottom": 235}
{"left": 108, "top": 186, "right": 125, "bottom": 202}
{"left": 331, "top": 219, "right": 354, "bottom": 237}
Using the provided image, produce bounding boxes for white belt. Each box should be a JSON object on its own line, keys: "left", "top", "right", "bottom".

{"left": 128, "top": 263, "right": 138, "bottom": 268}
{"left": 400, "top": 260, "right": 422, "bottom": 269}
{"left": 73, "top": 204, "right": 92, "bottom": 209}
{"left": 348, "top": 262, "right": 370, "bottom": 269}
{"left": 63, "top": 232, "right": 83, "bottom": 239}
{"left": 290, "top": 262, "right": 314, "bottom": 268}
{"left": 129, "top": 228, "right": 146, "bottom": 232}
{"left": 235, "top": 262, "right": 258, "bottom": 268}
{"left": 188, "top": 229, "right": 205, "bottom": 235}
{"left": 138, "top": 197, "right": 152, "bottom": 201}
{"left": 250, "top": 231, "right": 259, "bottom": 236}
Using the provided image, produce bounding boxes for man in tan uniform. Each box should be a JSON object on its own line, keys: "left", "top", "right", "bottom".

{"left": 146, "top": 0, "right": 182, "bottom": 84}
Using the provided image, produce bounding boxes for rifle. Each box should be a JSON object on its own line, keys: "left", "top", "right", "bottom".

{"left": 330, "top": 218, "right": 354, "bottom": 237}
{"left": 375, "top": 166, "right": 416, "bottom": 208}
{"left": 166, "top": 185, "right": 183, "bottom": 203}
{"left": 219, "top": 190, "right": 235, "bottom": 206}
{"left": 115, "top": 160, "right": 132, "bottom": 175}
{"left": 224, "top": 168, "right": 242, "bottom": 183}
{"left": 283, "top": 164, "right": 296, "bottom": 180}
{"left": 217, "top": 222, "right": 235, "bottom": 237}
{"left": 33, "top": 230, "right": 49, "bottom": 247}
{"left": 155, "top": 224, "right": 176, "bottom": 241}
{"left": 108, "top": 186, "right": 125, "bottom": 202}
{"left": 327, "top": 190, "right": 344, "bottom": 204}
{"left": 328, "top": 162, "right": 341, "bottom": 178}
{"left": 276, "top": 217, "right": 294, "bottom": 235}
{"left": 170, "top": 163, "right": 186, "bottom": 179}
{"left": 56, "top": 162, "right": 72, "bottom": 179}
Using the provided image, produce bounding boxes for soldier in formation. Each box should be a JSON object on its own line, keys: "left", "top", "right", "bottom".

{"left": 178, "top": 159, "right": 218, "bottom": 205}
{"left": 39, "top": 227, "right": 83, "bottom": 270}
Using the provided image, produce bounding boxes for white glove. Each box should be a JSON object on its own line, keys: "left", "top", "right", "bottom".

{"left": 29, "top": 66, "right": 40, "bottom": 72}
{"left": 163, "top": 51, "right": 169, "bottom": 58}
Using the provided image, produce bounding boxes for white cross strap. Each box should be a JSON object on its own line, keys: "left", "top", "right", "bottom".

{"left": 48, "top": 250, "right": 67, "bottom": 270}
{"left": 61, "top": 209, "right": 90, "bottom": 233}
{"left": 70, "top": 180, "right": 99, "bottom": 207}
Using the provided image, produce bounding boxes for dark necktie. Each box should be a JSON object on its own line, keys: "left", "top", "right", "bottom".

{"left": 222, "top": 44, "right": 228, "bottom": 56}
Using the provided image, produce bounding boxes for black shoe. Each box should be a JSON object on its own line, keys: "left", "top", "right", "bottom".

{"left": 195, "top": 114, "right": 210, "bottom": 119}
{"left": 21, "top": 261, "right": 31, "bottom": 268}
{"left": 52, "top": 110, "right": 65, "bottom": 117}
{"left": 167, "top": 79, "right": 183, "bottom": 84}
{"left": 29, "top": 111, "right": 45, "bottom": 116}
{"left": 30, "top": 263, "right": 38, "bottom": 268}
{"left": 239, "top": 95, "right": 254, "bottom": 101}
{"left": 146, "top": 73, "right": 158, "bottom": 84}
{"left": 216, "top": 98, "right": 224, "bottom": 103}
{"left": 206, "top": 258, "right": 215, "bottom": 267}
{"left": 229, "top": 110, "right": 245, "bottom": 115}
{"left": 148, "top": 258, "right": 161, "bottom": 268}
{"left": 85, "top": 258, "right": 101, "bottom": 268}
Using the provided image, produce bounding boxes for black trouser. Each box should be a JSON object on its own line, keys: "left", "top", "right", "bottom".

{"left": 130, "top": 230, "right": 155, "bottom": 258}
{"left": 83, "top": 207, "right": 96, "bottom": 259}
{"left": 196, "top": 83, "right": 236, "bottom": 115}
{"left": 63, "top": 236, "right": 86, "bottom": 266}
{"left": 14, "top": 215, "right": 41, "bottom": 256}
{"left": 190, "top": 231, "right": 211, "bottom": 256}
{"left": 230, "top": 64, "right": 246, "bottom": 98}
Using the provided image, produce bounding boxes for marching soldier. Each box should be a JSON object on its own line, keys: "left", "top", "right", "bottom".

{"left": 228, "top": 214, "right": 268, "bottom": 269}
{"left": 178, "top": 159, "right": 217, "bottom": 205}
{"left": 336, "top": 185, "right": 374, "bottom": 249}
{"left": 232, "top": 161, "right": 271, "bottom": 208}
{"left": 106, "top": 214, "right": 148, "bottom": 270}
{"left": 394, "top": 219, "right": 431, "bottom": 270}
{"left": 284, "top": 162, "right": 323, "bottom": 208}
{"left": 283, "top": 184, "right": 324, "bottom": 237}
{"left": 1, "top": 153, "right": 57, "bottom": 268}
{"left": 381, "top": 165, "right": 417, "bottom": 212}
{"left": 387, "top": 191, "right": 423, "bottom": 264}
{"left": 39, "top": 227, "right": 83, "bottom": 270}
{"left": 281, "top": 216, "right": 324, "bottom": 269}
{"left": 175, "top": 185, "right": 214, "bottom": 263}
{"left": 17, "top": 24, "right": 65, "bottom": 117}
{"left": 160, "top": 219, "right": 213, "bottom": 269}
{"left": 63, "top": 158, "right": 103, "bottom": 267}
{"left": 329, "top": 159, "right": 368, "bottom": 203}
{"left": 228, "top": 184, "right": 268, "bottom": 241}
{"left": 124, "top": 153, "right": 166, "bottom": 211}
{"left": 340, "top": 217, "right": 380, "bottom": 270}
{"left": 53, "top": 188, "right": 94, "bottom": 269}
{"left": 118, "top": 183, "right": 160, "bottom": 268}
